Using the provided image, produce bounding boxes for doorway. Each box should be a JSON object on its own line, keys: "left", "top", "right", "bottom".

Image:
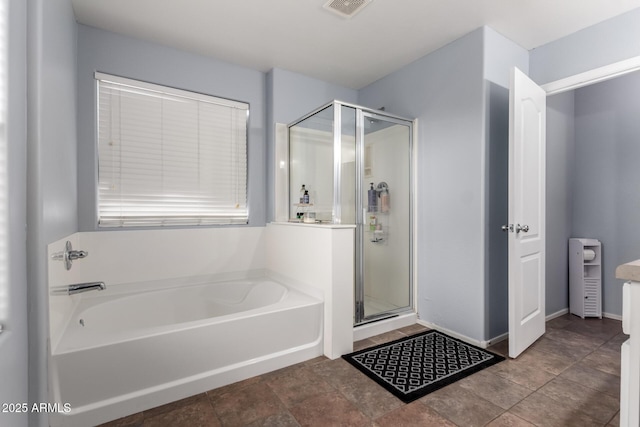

{"left": 506, "top": 57, "right": 640, "bottom": 357}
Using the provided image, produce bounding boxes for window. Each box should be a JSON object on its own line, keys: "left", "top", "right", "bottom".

{"left": 96, "top": 72, "right": 249, "bottom": 227}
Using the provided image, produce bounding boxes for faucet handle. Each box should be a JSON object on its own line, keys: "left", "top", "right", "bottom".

{"left": 51, "top": 241, "right": 89, "bottom": 270}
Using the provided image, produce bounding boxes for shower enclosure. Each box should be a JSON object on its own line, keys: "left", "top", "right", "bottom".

{"left": 288, "top": 101, "right": 413, "bottom": 326}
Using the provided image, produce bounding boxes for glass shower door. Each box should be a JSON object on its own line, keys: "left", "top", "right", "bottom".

{"left": 355, "top": 112, "right": 412, "bottom": 324}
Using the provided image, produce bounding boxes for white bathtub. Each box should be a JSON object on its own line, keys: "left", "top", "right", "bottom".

{"left": 49, "top": 277, "right": 323, "bottom": 427}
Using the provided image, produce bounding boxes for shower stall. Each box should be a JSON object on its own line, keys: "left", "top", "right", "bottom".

{"left": 288, "top": 101, "right": 413, "bottom": 326}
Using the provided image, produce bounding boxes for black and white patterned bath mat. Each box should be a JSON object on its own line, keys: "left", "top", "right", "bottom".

{"left": 342, "top": 330, "right": 505, "bottom": 403}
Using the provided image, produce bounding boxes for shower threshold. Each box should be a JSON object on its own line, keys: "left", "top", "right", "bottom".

{"left": 356, "top": 312, "right": 399, "bottom": 327}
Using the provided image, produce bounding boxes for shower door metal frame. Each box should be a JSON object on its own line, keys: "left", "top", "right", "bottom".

{"left": 332, "top": 104, "right": 343, "bottom": 223}
{"left": 287, "top": 100, "right": 414, "bottom": 326}
{"left": 354, "top": 108, "right": 414, "bottom": 326}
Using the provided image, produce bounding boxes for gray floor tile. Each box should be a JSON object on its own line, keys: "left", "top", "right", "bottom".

{"left": 511, "top": 391, "right": 603, "bottom": 427}
{"left": 559, "top": 362, "right": 621, "bottom": 398}
{"left": 457, "top": 369, "right": 532, "bottom": 409}
{"left": 420, "top": 383, "right": 504, "bottom": 427}
{"left": 538, "top": 376, "right": 619, "bottom": 423}
{"left": 96, "top": 317, "right": 623, "bottom": 427}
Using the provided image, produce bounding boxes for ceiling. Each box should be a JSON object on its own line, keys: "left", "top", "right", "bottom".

{"left": 71, "top": 0, "right": 640, "bottom": 89}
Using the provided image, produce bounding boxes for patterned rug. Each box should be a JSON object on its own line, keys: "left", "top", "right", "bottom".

{"left": 342, "top": 330, "right": 505, "bottom": 403}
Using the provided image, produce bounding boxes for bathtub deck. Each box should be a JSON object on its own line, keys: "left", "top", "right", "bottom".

{"left": 97, "top": 317, "right": 624, "bottom": 427}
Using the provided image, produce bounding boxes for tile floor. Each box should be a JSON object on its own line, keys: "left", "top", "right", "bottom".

{"left": 100, "top": 314, "right": 625, "bottom": 426}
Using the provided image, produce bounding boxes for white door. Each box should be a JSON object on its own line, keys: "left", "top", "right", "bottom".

{"left": 507, "top": 67, "right": 546, "bottom": 359}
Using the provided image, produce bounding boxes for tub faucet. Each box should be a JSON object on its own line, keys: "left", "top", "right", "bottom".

{"left": 67, "top": 282, "right": 106, "bottom": 295}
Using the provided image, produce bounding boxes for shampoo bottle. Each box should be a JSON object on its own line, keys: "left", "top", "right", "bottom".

{"left": 299, "top": 184, "right": 306, "bottom": 204}
{"left": 368, "top": 183, "right": 377, "bottom": 212}
{"left": 380, "top": 187, "right": 390, "bottom": 213}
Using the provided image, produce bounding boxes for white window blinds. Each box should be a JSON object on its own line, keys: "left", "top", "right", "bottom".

{"left": 96, "top": 72, "right": 249, "bottom": 227}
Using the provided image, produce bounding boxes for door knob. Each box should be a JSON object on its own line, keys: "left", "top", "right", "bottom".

{"left": 515, "top": 224, "right": 530, "bottom": 233}
{"left": 501, "top": 224, "right": 514, "bottom": 232}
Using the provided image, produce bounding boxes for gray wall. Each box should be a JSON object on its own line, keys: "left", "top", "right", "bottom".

{"left": 573, "top": 71, "right": 640, "bottom": 316}
{"left": 484, "top": 82, "right": 509, "bottom": 339}
{"left": 76, "top": 24, "right": 267, "bottom": 229}
{"left": 483, "top": 26, "right": 530, "bottom": 88}
{"left": 545, "top": 91, "right": 575, "bottom": 316}
{"left": 360, "top": 28, "right": 487, "bottom": 342}
{"left": 268, "top": 68, "right": 358, "bottom": 125}
{"left": 26, "top": 0, "right": 78, "bottom": 424}
{"left": 530, "top": 8, "right": 640, "bottom": 85}
{"left": 1, "top": 1, "right": 29, "bottom": 425}
{"left": 359, "top": 26, "right": 530, "bottom": 343}
{"left": 266, "top": 68, "right": 357, "bottom": 221}
{"left": 483, "top": 27, "right": 529, "bottom": 340}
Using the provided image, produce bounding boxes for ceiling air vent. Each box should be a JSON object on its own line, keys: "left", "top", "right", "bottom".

{"left": 323, "top": 0, "right": 373, "bottom": 19}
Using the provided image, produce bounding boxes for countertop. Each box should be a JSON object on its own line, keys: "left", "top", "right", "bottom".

{"left": 616, "top": 259, "right": 640, "bottom": 282}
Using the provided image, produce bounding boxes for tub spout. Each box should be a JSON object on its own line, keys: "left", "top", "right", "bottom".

{"left": 67, "top": 282, "right": 106, "bottom": 295}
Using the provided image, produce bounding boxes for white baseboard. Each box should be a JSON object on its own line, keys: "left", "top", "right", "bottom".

{"left": 485, "top": 309, "right": 569, "bottom": 348}
{"left": 416, "top": 319, "right": 490, "bottom": 349}
{"left": 546, "top": 308, "right": 569, "bottom": 321}
{"left": 546, "top": 308, "right": 622, "bottom": 321}
{"left": 485, "top": 332, "right": 508, "bottom": 347}
{"left": 418, "top": 307, "right": 621, "bottom": 352}
{"left": 603, "top": 312, "right": 623, "bottom": 321}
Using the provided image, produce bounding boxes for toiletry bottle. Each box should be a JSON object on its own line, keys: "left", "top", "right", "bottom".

{"left": 380, "top": 187, "right": 390, "bottom": 213}
{"left": 369, "top": 215, "right": 376, "bottom": 231}
{"left": 299, "top": 184, "right": 306, "bottom": 204}
{"left": 368, "top": 183, "right": 377, "bottom": 212}
{"left": 303, "top": 189, "right": 310, "bottom": 204}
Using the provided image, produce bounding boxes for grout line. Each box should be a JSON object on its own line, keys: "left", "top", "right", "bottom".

{"left": 127, "top": 318, "right": 622, "bottom": 427}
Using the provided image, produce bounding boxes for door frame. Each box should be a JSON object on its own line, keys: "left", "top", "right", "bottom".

{"left": 541, "top": 56, "right": 640, "bottom": 96}
{"left": 506, "top": 55, "right": 640, "bottom": 354}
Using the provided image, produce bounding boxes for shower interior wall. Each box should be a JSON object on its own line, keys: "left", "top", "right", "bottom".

{"left": 362, "top": 124, "right": 411, "bottom": 311}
